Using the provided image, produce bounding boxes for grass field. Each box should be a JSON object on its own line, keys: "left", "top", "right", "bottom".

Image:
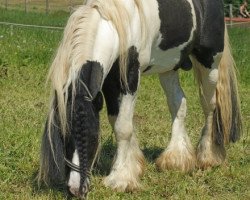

{"left": 0, "top": 8, "right": 249, "bottom": 200}
{"left": 0, "top": 0, "right": 84, "bottom": 12}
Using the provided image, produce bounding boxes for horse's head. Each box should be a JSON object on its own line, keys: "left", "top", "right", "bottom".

{"left": 64, "top": 138, "right": 90, "bottom": 199}
{"left": 63, "top": 91, "right": 103, "bottom": 199}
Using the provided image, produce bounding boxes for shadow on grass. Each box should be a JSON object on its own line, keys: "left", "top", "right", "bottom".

{"left": 93, "top": 137, "right": 116, "bottom": 176}
{"left": 30, "top": 139, "right": 164, "bottom": 198}
{"left": 93, "top": 137, "right": 164, "bottom": 176}
{"left": 30, "top": 170, "right": 75, "bottom": 199}
{"left": 143, "top": 147, "right": 164, "bottom": 163}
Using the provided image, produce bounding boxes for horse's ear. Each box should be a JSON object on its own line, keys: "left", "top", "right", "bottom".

{"left": 79, "top": 61, "right": 104, "bottom": 98}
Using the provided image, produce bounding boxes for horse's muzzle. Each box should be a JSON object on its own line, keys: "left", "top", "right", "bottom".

{"left": 68, "top": 178, "right": 90, "bottom": 199}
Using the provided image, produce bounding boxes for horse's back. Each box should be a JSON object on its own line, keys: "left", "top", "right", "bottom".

{"left": 144, "top": 0, "right": 225, "bottom": 73}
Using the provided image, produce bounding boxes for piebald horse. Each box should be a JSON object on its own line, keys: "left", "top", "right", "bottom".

{"left": 38, "top": 0, "right": 241, "bottom": 199}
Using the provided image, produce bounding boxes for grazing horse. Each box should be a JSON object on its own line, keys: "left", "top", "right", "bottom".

{"left": 38, "top": 0, "right": 242, "bottom": 199}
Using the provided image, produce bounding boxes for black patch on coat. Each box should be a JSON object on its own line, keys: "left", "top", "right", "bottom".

{"left": 102, "top": 58, "right": 121, "bottom": 116}
{"left": 78, "top": 61, "right": 104, "bottom": 98}
{"left": 199, "top": 0, "right": 224, "bottom": 52}
{"left": 124, "top": 46, "right": 140, "bottom": 94}
{"left": 143, "top": 65, "right": 153, "bottom": 73}
{"left": 192, "top": 47, "right": 216, "bottom": 68}
{"left": 192, "top": 0, "right": 225, "bottom": 68}
{"left": 156, "top": 0, "right": 193, "bottom": 51}
{"left": 102, "top": 46, "right": 140, "bottom": 116}
{"left": 174, "top": 43, "right": 194, "bottom": 71}
{"left": 92, "top": 91, "right": 104, "bottom": 113}
{"left": 178, "top": 56, "right": 193, "bottom": 71}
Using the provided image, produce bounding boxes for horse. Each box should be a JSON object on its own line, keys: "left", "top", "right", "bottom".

{"left": 38, "top": 0, "right": 242, "bottom": 199}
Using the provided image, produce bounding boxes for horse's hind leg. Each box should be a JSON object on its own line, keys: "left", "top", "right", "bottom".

{"left": 156, "top": 70, "right": 196, "bottom": 172}
{"left": 192, "top": 56, "right": 226, "bottom": 169}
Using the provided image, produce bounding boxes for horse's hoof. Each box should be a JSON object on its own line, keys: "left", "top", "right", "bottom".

{"left": 156, "top": 145, "right": 196, "bottom": 172}
{"left": 103, "top": 174, "right": 140, "bottom": 192}
{"left": 196, "top": 145, "right": 226, "bottom": 170}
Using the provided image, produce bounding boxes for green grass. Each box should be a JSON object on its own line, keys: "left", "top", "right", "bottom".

{"left": 0, "top": 7, "right": 69, "bottom": 27}
{"left": 0, "top": 10, "right": 250, "bottom": 200}
{"left": 0, "top": 0, "right": 84, "bottom": 13}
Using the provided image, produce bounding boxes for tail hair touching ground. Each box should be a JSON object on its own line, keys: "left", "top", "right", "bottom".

{"left": 193, "top": 26, "right": 242, "bottom": 145}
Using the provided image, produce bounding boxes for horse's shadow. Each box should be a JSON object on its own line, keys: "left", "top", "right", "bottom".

{"left": 31, "top": 139, "right": 163, "bottom": 198}
{"left": 30, "top": 171, "right": 71, "bottom": 199}
{"left": 93, "top": 138, "right": 163, "bottom": 176}
{"left": 143, "top": 147, "right": 163, "bottom": 163}
{"left": 93, "top": 137, "right": 116, "bottom": 176}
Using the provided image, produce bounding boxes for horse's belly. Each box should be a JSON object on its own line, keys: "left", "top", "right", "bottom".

{"left": 141, "top": 47, "right": 181, "bottom": 75}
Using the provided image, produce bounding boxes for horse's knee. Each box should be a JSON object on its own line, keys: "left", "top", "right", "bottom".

{"left": 114, "top": 120, "right": 133, "bottom": 141}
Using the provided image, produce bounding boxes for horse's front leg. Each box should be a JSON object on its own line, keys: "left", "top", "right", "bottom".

{"left": 104, "top": 93, "right": 144, "bottom": 191}
{"left": 156, "top": 70, "right": 196, "bottom": 172}
{"left": 102, "top": 47, "right": 145, "bottom": 192}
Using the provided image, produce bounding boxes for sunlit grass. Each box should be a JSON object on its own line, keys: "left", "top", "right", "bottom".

{"left": 0, "top": 7, "right": 69, "bottom": 26}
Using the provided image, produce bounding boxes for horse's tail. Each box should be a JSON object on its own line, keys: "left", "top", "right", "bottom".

{"left": 38, "top": 98, "right": 65, "bottom": 186}
{"left": 215, "top": 26, "right": 242, "bottom": 144}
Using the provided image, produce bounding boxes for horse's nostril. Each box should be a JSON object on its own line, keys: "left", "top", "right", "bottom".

{"left": 68, "top": 185, "right": 88, "bottom": 200}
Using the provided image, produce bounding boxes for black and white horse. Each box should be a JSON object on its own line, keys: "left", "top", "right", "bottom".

{"left": 38, "top": 0, "right": 242, "bottom": 199}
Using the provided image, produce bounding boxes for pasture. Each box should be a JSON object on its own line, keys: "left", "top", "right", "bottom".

{"left": 0, "top": 8, "right": 249, "bottom": 200}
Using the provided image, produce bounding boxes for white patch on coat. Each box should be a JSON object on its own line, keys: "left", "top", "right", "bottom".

{"left": 137, "top": 0, "right": 162, "bottom": 67}
{"left": 92, "top": 19, "right": 119, "bottom": 77}
{"left": 68, "top": 150, "right": 80, "bottom": 190}
{"left": 114, "top": 94, "right": 135, "bottom": 140}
